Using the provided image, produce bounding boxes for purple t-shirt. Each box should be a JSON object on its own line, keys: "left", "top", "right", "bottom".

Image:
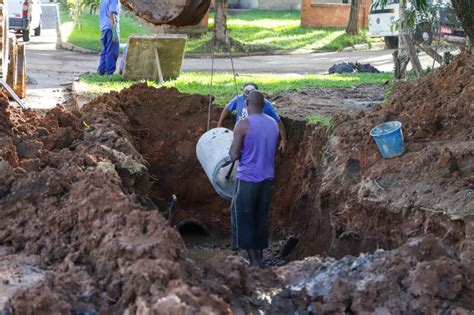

{"left": 237, "top": 114, "right": 279, "bottom": 183}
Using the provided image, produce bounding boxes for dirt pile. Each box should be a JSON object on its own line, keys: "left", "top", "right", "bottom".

{"left": 203, "top": 235, "right": 474, "bottom": 313}
{"left": 291, "top": 52, "right": 474, "bottom": 260}
{"left": 0, "top": 92, "right": 230, "bottom": 313}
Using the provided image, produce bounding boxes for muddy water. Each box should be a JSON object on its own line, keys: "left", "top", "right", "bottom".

{"left": 0, "top": 247, "right": 45, "bottom": 310}
{"left": 181, "top": 232, "right": 236, "bottom": 267}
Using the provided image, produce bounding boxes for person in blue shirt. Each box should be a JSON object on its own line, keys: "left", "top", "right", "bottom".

{"left": 97, "top": 0, "right": 120, "bottom": 75}
{"left": 217, "top": 83, "right": 287, "bottom": 152}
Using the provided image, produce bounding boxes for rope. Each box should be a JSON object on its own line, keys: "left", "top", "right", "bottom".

{"left": 207, "top": 7, "right": 240, "bottom": 130}
{"left": 227, "top": 39, "right": 239, "bottom": 97}
{"left": 207, "top": 31, "right": 217, "bottom": 131}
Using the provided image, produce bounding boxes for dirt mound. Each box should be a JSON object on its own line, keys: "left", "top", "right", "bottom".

{"left": 203, "top": 235, "right": 474, "bottom": 313}
{"left": 293, "top": 52, "right": 473, "bottom": 260}
{"left": 382, "top": 53, "right": 473, "bottom": 141}
{"left": 0, "top": 91, "right": 230, "bottom": 313}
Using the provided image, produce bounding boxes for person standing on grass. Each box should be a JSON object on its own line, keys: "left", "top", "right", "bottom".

{"left": 228, "top": 90, "right": 280, "bottom": 268}
{"left": 97, "top": 0, "right": 120, "bottom": 75}
{"left": 217, "top": 82, "right": 287, "bottom": 153}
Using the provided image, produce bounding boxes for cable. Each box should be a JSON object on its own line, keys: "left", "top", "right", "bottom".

{"left": 207, "top": 29, "right": 217, "bottom": 131}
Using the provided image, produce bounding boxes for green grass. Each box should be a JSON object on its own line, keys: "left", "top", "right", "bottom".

{"left": 306, "top": 114, "right": 333, "bottom": 129}
{"left": 60, "top": 8, "right": 381, "bottom": 53}
{"left": 188, "top": 10, "right": 380, "bottom": 53}
{"left": 80, "top": 72, "right": 393, "bottom": 106}
{"left": 59, "top": 9, "right": 153, "bottom": 51}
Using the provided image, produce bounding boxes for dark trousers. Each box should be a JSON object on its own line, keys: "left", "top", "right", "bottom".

{"left": 97, "top": 29, "right": 119, "bottom": 75}
{"left": 231, "top": 179, "right": 274, "bottom": 250}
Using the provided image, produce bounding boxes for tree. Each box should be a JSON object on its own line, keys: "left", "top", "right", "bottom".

{"left": 451, "top": 0, "right": 474, "bottom": 46}
{"left": 399, "top": 0, "right": 423, "bottom": 78}
{"left": 346, "top": 0, "right": 361, "bottom": 35}
{"left": 214, "top": 0, "right": 229, "bottom": 45}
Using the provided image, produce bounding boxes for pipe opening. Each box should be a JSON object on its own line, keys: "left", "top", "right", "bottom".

{"left": 176, "top": 219, "right": 210, "bottom": 238}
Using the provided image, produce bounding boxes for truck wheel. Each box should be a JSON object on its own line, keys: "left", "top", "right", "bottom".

{"left": 34, "top": 24, "right": 41, "bottom": 36}
{"left": 414, "top": 22, "right": 433, "bottom": 45}
{"left": 22, "top": 30, "right": 30, "bottom": 42}
{"left": 384, "top": 36, "right": 398, "bottom": 49}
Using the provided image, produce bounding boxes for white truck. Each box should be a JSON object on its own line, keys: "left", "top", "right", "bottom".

{"left": 8, "top": 0, "right": 42, "bottom": 42}
{"left": 368, "top": 0, "right": 466, "bottom": 49}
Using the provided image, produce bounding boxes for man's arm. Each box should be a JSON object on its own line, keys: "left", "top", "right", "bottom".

{"left": 109, "top": 0, "right": 118, "bottom": 25}
{"left": 109, "top": 12, "right": 116, "bottom": 26}
{"left": 263, "top": 99, "right": 286, "bottom": 152}
{"left": 229, "top": 120, "right": 248, "bottom": 161}
{"left": 217, "top": 107, "right": 230, "bottom": 128}
{"left": 277, "top": 120, "right": 287, "bottom": 153}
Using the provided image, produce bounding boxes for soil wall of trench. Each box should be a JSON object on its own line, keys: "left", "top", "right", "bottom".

{"left": 0, "top": 53, "right": 472, "bottom": 313}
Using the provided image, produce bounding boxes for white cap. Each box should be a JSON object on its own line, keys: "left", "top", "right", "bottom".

{"left": 243, "top": 84, "right": 256, "bottom": 94}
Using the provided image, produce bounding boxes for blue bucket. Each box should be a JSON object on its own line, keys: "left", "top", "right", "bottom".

{"left": 370, "top": 121, "right": 405, "bottom": 159}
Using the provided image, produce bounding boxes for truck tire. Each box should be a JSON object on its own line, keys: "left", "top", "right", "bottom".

{"left": 34, "top": 24, "right": 41, "bottom": 36}
{"left": 22, "top": 29, "right": 30, "bottom": 42}
{"left": 414, "top": 22, "right": 433, "bottom": 45}
{"left": 384, "top": 36, "right": 398, "bottom": 49}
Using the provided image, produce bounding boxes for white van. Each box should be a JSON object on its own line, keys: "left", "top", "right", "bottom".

{"left": 367, "top": 0, "right": 399, "bottom": 48}
{"left": 368, "top": 0, "right": 466, "bottom": 49}
{"left": 8, "top": 0, "right": 42, "bottom": 42}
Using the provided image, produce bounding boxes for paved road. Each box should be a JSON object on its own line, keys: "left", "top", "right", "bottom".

{"left": 182, "top": 49, "right": 439, "bottom": 74}
{"left": 24, "top": 4, "right": 440, "bottom": 109}
{"left": 25, "top": 3, "right": 96, "bottom": 109}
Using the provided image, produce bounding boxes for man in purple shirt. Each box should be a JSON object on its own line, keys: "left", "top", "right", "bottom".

{"left": 229, "top": 90, "right": 280, "bottom": 268}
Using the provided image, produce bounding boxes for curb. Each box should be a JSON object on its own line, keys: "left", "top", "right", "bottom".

{"left": 55, "top": 4, "right": 97, "bottom": 54}
{"left": 342, "top": 42, "right": 386, "bottom": 52}
{"left": 185, "top": 43, "right": 387, "bottom": 59}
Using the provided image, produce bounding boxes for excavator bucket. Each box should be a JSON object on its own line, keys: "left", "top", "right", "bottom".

{"left": 120, "top": 0, "right": 211, "bottom": 27}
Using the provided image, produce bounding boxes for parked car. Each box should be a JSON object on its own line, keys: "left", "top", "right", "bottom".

{"left": 8, "top": 0, "right": 42, "bottom": 42}
{"left": 368, "top": 0, "right": 465, "bottom": 49}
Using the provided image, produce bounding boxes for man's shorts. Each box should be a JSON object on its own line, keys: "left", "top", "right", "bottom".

{"left": 231, "top": 179, "right": 274, "bottom": 250}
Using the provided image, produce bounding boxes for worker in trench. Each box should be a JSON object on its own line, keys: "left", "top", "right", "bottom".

{"left": 228, "top": 90, "right": 280, "bottom": 268}
{"left": 97, "top": 0, "right": 120, "bottom": 75}
{"left": 217, "top": 83, "right": 287, "bottom": 153}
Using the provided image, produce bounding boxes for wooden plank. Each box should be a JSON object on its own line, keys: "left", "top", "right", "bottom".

{"left": 14, "top": 43, "right": 26, "bottom": 98}
{"left": 6, "top": 36, "right": 17, "bottom": 88}
{"left": 122, "top": 34, "right": 187, "bottom": 81}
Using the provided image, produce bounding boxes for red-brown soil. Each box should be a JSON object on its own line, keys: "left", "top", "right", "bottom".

{"left": 0, "top": 53, "right": 472, "bottom": 313}
{"left": 297, "top": 51, "right": 474, "bottom": 260}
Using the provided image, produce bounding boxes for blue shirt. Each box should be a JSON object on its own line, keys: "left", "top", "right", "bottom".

{"left": 99, "top": 0, "right": 119, "bottom": 31}
{"left": 226, "top": 95, "right": 280, "bottom": 124}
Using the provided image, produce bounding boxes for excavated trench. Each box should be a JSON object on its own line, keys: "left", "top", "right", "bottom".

{"left": 0, "top": 52, "right": 472, "bottom": 313}
{"left": 111, "top": 82, "right": 468, "bottom": 264}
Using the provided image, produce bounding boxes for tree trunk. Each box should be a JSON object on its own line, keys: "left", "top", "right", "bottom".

{"left": 346, "top": 0, "right": 361, "bottom": 35}
{"left": 214, "top": 0, "right": 229, "bottom": 45}
{"left": 451, "top": 0, "right": 474, "bottom": 46}
{"left": 396, "top": 0, "right": 422, "bottom": 79}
